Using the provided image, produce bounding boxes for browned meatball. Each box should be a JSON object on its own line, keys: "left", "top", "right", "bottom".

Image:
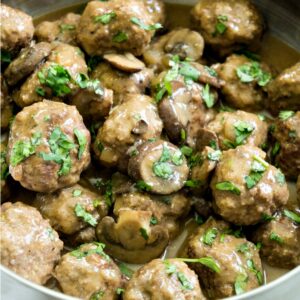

{"left": 143, "top": 28, "right": 204, "bottom": 72}
{"left": 0, "top": 75, "right": 13, "bottom": 130}
{"left": 252, "top": 212, "right": 300, "bottom": 269}
{"left": 91, "top": 62, "right": 154, "bottom": 105}
{"left": 113, "top": 191, "right": 191, "bottom": 239}
{"left": 7, "top": 100, "right": 91, "bottom": 193}
{"left": 185, "top": 218, "right": 263, "bottom": 298}
{"left": 211, "top": 145, "right": 289, "bottom": 225}
{"left": 0, "top": 202, "right": 63, "bottom": 284}
{"left": 13, "top": 42, "right": 88, "bottom": 107}
{"left": 191, "top": 0, "right": 264, "bottom": 56}
{"left": 123, "top": 258, "right": 205, "bottom": 300}
{"left": 266, "top": 62, "right": 300, "bottom": 113}
{"left": 0, "top": 4, "right": 34, "bottom": 53}
{"left": 54, "top": 243, "right": 123, "bottom": 299}
{"left": 216, "top": 54, "right": 271, "bottom": 110}
{"left": 272, "top": 111, "right": 300, "bottom": 180}
{"left": 94, "top": 94, "right": 163, "bottom": 170}
{"left": 207, "top": 110, "right": 268, "bottom": 150}
{"left": 77, "top": 0, "right": 158, "bottom": 57}
{"left": 34, "top": 183, "right": 108, "bottom": 235}
{"left": 35, "top": 13, "right": 80, "bottom": 46}
{"left": 4, "top": 42, "right": 53, "bottom": 86}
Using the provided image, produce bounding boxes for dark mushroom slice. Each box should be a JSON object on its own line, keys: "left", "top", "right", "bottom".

{"left": 4, "top": 42, "right": 53, "bottom": 86}
{"left": 69, "top": 83, "right": 113, "bottom": 122}
{"left": 103, "top": 53, "right": 145, "bottom": 73}
{"left": 196, "top": 128, "right": 219, "bottom": 152}
{"left": 96, "top": 210, "right": 169, "bottom": 264}
{"left": 128, "top": 140, "right": 189, "bottom": 195}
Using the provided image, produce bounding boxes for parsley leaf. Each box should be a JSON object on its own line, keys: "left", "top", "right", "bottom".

{"left": 214, "top": 15, "right": 228, "bottom": 35}
{"left": 71, "top": 242, "right": 109, "bottom": 260}
{"left": 236, "top": 243, "right": 250, "bottom": 254}
{"left": 234, "top": 121, "right": 254, "bottom": 146}
{"left": 275, "top": 169, "right": 285, "bottom": 185}
{"left": 74, "top": 203, "right": 97, "bottom": 227}
{"left": 245, "top": 155, "right": 268, "bottom": 189}
{"left": 246, "top": 259, "right": 263, "bottom": 285}
{"left": 76, "top": 73, "right": 103, "bottom": 95}
{"left": 164, "top": 260, "right": 177, "bottom": 274}
{"left": 278, "top": 110, "right": 295, "bottom": 121}
{"left": 207, "top": 150, "right": 222, "bottom": 161}
{"left": 94, "top": 12, "right": 116, "bottom": 24}
{"left": 236, "top": 62, "right": 271, "bottom": 86}
{"left": 202, "top": 228, "right": 218, "bottom": 246}
{"left": 202, "top": 84, "right": 215, "bottom": 108}
{"left": 59, "top": 24, "right": 75, "bottom": 32}
{"left": 179, "top": 62, "right": 200, "bottom": 82}
{"left": 140, "top": 227, "right": 149, "bottom": 240}
{"left": 181, "top": 146, "right": 193, "bottom": 157}
{"left": 35, "top": 86, "right": 46, "bottom": 96}
{"left": 74, "top": 128, "right": 87, "bottom": 159}
{"left": 235, "top": 273, "right": 248, "bottom": 295}
{"left": 73, "top": 189, "right": 82, "bottom": 197}
{"left": 130, "top": 17, "right": 162, "bottom": 31}
{"left": 150, "top": 216, "right": 158, "bottom": 225}
{"left": 90, "top": 291, "right": 104, "bottom": 300}
{"left": 185, "top": 179, "right": 202, "bottom": 188}
{"left": 177, "top": 272, "right": 193, "bottom": 290}
{"left": 283, "top": 210, "right": 300, "bottom": 224}
{"left": 178, "top": 257, "right": 220, "bottom": 273}
{"left": 215, "top": 181, "right": 241, "bottom": 195}
{"left": 269, "top": 232, "right": 283, "bottom": 244}
{"left": 135, "top": 180, "right": 152, "bottom": 191}
{"left": 112, "top": 31, "right": 128, "bottom": 42}
{"left": 118, "top": 263, "right": 134, "bottom": 278}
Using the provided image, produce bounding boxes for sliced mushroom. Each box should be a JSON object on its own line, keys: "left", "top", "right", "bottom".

{"left": 128, "top": 140, "right": 189, "bottom": 195}
{"left": 4, "top": 42, "right": 53, "bottom": 86}
{"left": 69, "top": 84, "right": 113, "bottom": 122}
{"left": 96, "top": 210, "right": 169, "bottom": 264}
{"left": 103, "top": 53, "right": 145, "bottom": 73}
{"left": 196, "top": 128, "right": 219, "bottom": 152}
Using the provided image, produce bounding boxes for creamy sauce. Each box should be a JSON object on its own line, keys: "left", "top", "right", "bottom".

{"left": 27, "top": 0, "right": 300, "bottom": 288}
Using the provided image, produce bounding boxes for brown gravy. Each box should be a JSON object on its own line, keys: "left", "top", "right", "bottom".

{"left": 29, "top": 0, "right": 299, "bottom": 288}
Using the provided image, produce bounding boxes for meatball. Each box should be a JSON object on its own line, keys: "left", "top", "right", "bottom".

{"left": 7, "top": 100, "right": 91, "bottom": 193}
{"left": 123, "top": 258, "right": 205, "bottom": 300}
{"left": 128, "top": 140, "right": 189, "bottom": 194}
{"left": 252, "top": 212, "right": 300, "bottom": 269}
{"left": 54, "top": 243, "right": 123, "bottom": 299}
{"left": 93, "top": 94, "right": 163, "bottom": 170}
{"left": 211, "top": 145, "right": 289, "bottom": 225}
{"left": 191, "top": 0, "right": 264, "bottom": 56}
{"left": 0, "top": 75, "right": 13, "bottom": 130}
{"left": 4, "top": 42, "right": 53, "bottom": 86}
{"left": 13, "top": 42, "right": 88, "bottom": 107}
{"left": 35, "top": 13, "right": 80, "bottom": 46}
{"left": 185, "top": 218, "right": 263, "bottom": 298}
{"left": 0, "top": 202, "right": 63, "bottom": 284}
{"left": 34, "top": 183, "right": 108, "bottom": 235}
{"left": 272, "top": 111, "right": 300, "bottom": 180}
{"left": 143, "top": 28, "right": 204, "bottom": 72}
{"left": 0, "top": 4, "right": 34, "bottom": 53}
{"left": 207, "top": 110, "right": 268, "bottom": 150}
{"left": 91, "top": 62, "right": 154, "bottom": 105}
{"left": 77, "top": 0, "right": 157, "bottom": 56}
{"left": 113, "top": 191, "right": 191, "bottom": 239}
{"left": 216, "top": 54, "right": 271, "bottom": 110}
{"left": 266, "top": 62, "right": 300, "bottom": 113}
{"left": 297, "top": 176, "right": 300, "bottom": 204}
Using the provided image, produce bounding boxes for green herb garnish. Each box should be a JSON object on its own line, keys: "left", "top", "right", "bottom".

{"left": 71, "top": 242, "right": 109, "bottom": 260}
{"left": 246, "top": 259, "right": 263, "bottom": 285}
{"left": 178, "top": 257, "right": 220, "bottom": 273}
{"left": 215, "top": 181, "right": 241, "bottom": 195}
{"left": 269, "top": 232, "right": 283, "bottom": 244}
{"left": 59, "top": 24, "right": 75, "bottom": 32}
{"left": 130, "top": 17, "right": 162, "bottom": 31}
{"left": 202, "top": 228, "right": 218, "bottom": 246}
{"left": 214, "top": 15, "right": 228, "bottom": 35}
{"left": 177, "top": 272, "right": 193, "bottom": 290}
{"left": 202, "top": 84, "right": 215, "bottom": 108}
{"left": 112, "top": 31, "right": 128, "bottom": 42}
{"left": 139, "top": 227, "right": 149, "bottom": 240}
{"left": 74, "top": 203, "right": 97, "bottom": 227}
{"left": 234, "top": 273, "right": 248, "bottom": 295}
{"left": 73, "top": 189, "right": 82, "bottom": 197}
{"left": 135, "top": 180, "right": 152, "bottom": 191}
{"left": 118, "top": 263, "right": 134, "bottom": 278}
{"left": 278, "top": 110, "right": 295, "bottom": 121}
{"left": 245, "top": 155, "right": 268, "bottom": 189}
{"left": 74, "top": 128, "right": 87, "bottom": 159}
{"left": 283, "top": 210, "right": 300, "bottom": 224}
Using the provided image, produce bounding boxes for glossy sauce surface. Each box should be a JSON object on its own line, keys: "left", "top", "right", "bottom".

{"left": 31, "top": 0, "right": 300, "bottom": 288}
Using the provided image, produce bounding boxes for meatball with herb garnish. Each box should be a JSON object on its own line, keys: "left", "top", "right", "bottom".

{"left": 7, "top": 100, "right": 91, "bottom": 193}
{"left": 185, "top": 217, "right": 263, "bottom": 298}
{"left": 123, "top": 258, "right": 206, "bottom": 300}
{"left": 191, "top": 0, "right": 264, "bottom": 56}
{"left": 211, "top": 145, "right": 289, "bottom": 225}
{"left": 34, "top": 183, "right": 108, "bottom": 235}
{"left": 271, "top": 111, "right": 300, "bottom": 180}
{"left": 216, "top": 54, "right": 271, "bottom": 110}
{"left": 77, "top": 0, "right": 162, "bottom": 57}
{"left": 252, "top": 211, "right": 300, "bottom": 269}
{"left": 54, "top": 243, "right": 124, "bottom": 300}
{"left": 207, "top": 110, "right": 268, "bottom": 150}
{"left": 1, "top": 202, "right": 63, "bottom": 284}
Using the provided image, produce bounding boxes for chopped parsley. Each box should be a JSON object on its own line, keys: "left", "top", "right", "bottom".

{"left": 234, "top": 273, "right": 248, "bottom": 295}
{"left": 202, "top": 228, "right": 218, "bottom": 246}
{"left": 245, "top": 155, "right": 268, "bottom": 189}
{"left": 76, "top": 73, "right": 103, "bottom": 95}
{"left": 72, "top": 189, "right": 82, "bottom": 197}
{"left": 215, "top": 181, "right": 241, "bottom": 195}
{"left": 116, "top": 288, "right": 124, "bottom": 295}
{"left": 236, "top": 243, "right": 250, "bottom": 254}
{"left": 94, "top": 12, "right": 116, "bottom": 24}
{"left": 59, "top": 23, "right": 75, "bottom": 32}
{"left": 283, "top": 210, "right": 300, "bottom": 224}
{"left": 135, "top": 180, "right": 152, "bottom": 192}
{"left": 207, "top": 150, "right": 222, "bottom": 161}
{"left": 202, "top": 84, "right": 215, "bottom": 108}
{"left": 90, "top": 291, "right": 104, "bottom": 300}
{"left": 94, "top": 179, "right": 113, "bottom": 207}
{"left": 130, "top": 17, "right": 162, "bottom": 31}
{"left": 139, "top": 227, "right": 149, "bottom": 240}
{"left": 205, "top": 66, "right": 218, "bottom": 77}
{"left": 74, "top": 203, "right": 97, "bottom": 227}
{"left": 118, "top": 263, "right": 134, "bottom": 278}
{"left": 185, "top": 179, "right": 202, "bottom": 188}
{"left": 39, "top": 127, "right": 75, "bottom": 176}
{"left": 213, "top": 15, "right": 228, "bottom": 36}
{"left": 74, "top": 128, "right": 87, "bottom": 159}
{"left": 234, "top": 121, "right": 254, "bottom": 146}
{"left": 275, "top": 170, "right": 285, "bottom": 185}
{"left": 194, "top": 212, "right": 204, "bottom": 225}
{"left": 246, "top": 259, "right": 263, "bottom": 285}
{"left": 236, "top": 61, "right": 271, "bottom": 87}
{"left": 70, "top": 242, "right": 109, "bottom": 260}
{"left": 181, "top": 146, "right": 193, "bottom": 157}
{"left": 112, "top": 31, "right": 128, "bottom": 43}
{"left": 278, "top": 110, "right": 295, "bottom": 121}
{"left": 177, "top": 272, "right": 193, "bottom": 290}
{"left": 261, "top": 213, "right": 275, "bottom": 222}
{"left": 38, "top": 64, "right": 72, "bottom": 97}
{"left": 269, "top": 232, "right": 283, "bottom": 245}
{"left": 35, "top": 86, "right": 46, "bottom": 96}
{"left": 178, "top": 257, "right": 220, "bottom": 273}
{"left": 271, "top": 141, "right": 280, "bottom": 157}
{"left": 150, "top": 216, "right": 158, "bottom": 225}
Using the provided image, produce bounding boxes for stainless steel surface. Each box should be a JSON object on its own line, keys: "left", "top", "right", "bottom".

{"left": 1, "top": 0, "right": 300, "bottom": 299}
